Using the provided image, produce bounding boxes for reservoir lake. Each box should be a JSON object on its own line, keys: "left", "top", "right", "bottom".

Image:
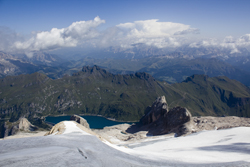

{"left": 45, "top": 115, "right": 134, "bottom": 129}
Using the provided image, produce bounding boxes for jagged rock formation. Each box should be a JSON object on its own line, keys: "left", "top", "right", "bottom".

{"left": 3, "top": 118, "right": 38, "bottom": 137}
{"left": 70, "top": 115, "right": 90, "bottom": 128}
{"left": 128, "top": 96, "right": 194, "bottom": 137}
{"left": 132, "top": 96, "right": 250, "bottom": 137}
{"left": 140, "top": 96, "right": 168, "bottom": 125}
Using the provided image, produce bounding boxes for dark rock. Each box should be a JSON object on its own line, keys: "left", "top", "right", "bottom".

{"left": 164, "top": 107, "right": 193, "bottom": 136}
{"left": 140, "top": 96, "right": 168, "bottom": 125}
{"left": 166, "top": 107, "right": 191, "bottom": 128}
{"left": 136, "top": 96, "right": 193, "bottom": 137}
{"left": 82, "top": 65, "right": 102, "bottom": 73}
{"left": 70, "top": 115, "right": 90, "bottom": 129}
{"left": 135, "top": 72, "right": 155, "bottom": 81}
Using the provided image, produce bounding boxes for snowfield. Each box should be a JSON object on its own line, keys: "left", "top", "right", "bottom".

{"left": 121, "top": 127, "right": 250, "bottom": 164}
{"left": 0, "top": 121, "right": 249, "bottom": 167}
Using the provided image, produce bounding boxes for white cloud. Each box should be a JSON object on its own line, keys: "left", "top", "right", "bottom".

{"left": 108, "top": 19, "right": 199, "bottom": 48}
{"left": 117, "top": 19, "right": 190, "bottom": 38}
{"left": 2, "top": 18, "right": 199, "bottom": 54}
{"left": 2, "top": 17, "right": 250, "bottom": 56}
{"left": 0, "top": 26, "right": 24, "bottom": 52}
{"left": 189, "top": 34, "right": 250, "bottom": 54}
{"left": 13, "top": 16, "right": 105, "bottom": 54}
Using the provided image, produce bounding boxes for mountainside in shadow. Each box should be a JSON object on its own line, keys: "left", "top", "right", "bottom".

{"left": 1, "top": 65, "right": 250, "bottom": 137}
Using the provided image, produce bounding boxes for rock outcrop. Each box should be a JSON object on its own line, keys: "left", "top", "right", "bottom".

{"left": 45, "top": 121, "right": 65, "bottom": 135}
{"left": 3, "top": 118, "right": 38, "bottom": 137}
{"left": 140, "top": 96, "right": 168, "bottom": 125}
{"left": 163, "top": 107, "right": 193, "bottom": 136}
{"left": 70, "top": 115, "right": 90, "bottom": 128}
{"left": 129, "top": 96, "right": 194, "bottom": 137}
{"left": 134, "top": 96, "right": 250, "bottom": 137}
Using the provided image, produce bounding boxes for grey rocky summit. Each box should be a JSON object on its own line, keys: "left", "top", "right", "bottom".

{"left": 70, "top": 115, "right": 90, "bottom": 129}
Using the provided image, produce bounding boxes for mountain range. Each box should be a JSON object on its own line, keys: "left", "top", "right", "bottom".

{"left": 1, "top": 65, "right": 250, "bottom": 137}
{"left": 1, "top": 46, "right": 250, "bottom": 86}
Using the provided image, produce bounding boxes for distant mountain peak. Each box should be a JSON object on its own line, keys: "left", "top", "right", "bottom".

{"left": 182, "top": 74, "right": 209, "bottom": 83}
{"left": 134, "top": 72, "right": 155, "bottom": 81}
{"left": 82, "top": 65, "right": 105, "bottom": 73}
{"left": 80, "top": 65, "right": 155, "bottom": 81}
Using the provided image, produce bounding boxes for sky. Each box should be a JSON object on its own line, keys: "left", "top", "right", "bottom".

{"left": 0, "top": 0, "right": 250, "bottom": 55}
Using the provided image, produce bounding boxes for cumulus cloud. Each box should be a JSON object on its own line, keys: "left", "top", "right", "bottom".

{"left": 1, "top": 18, "right": 199, "bottom": 55}
{"left": 190, "top": 34, "right": 250, "bottom": 54}
{"left": 13, "top": 16, "right": 105, "bottom": 55}
{"left": 2, "top": 16, "right": 250, "bottom": 56}
{"left": 105, "top": 19, "right": 199, "bottom": 48}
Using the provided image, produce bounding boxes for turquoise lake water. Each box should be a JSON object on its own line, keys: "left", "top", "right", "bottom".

{"left": 45, "top": 115, "right": 134, "bottom": 129}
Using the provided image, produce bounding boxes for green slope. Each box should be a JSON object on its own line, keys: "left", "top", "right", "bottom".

{"left": 170, "top": 75, "right": 250, "bottom": 117}
{"left": 0, "top": 66, "right": 176, "bottom": 122}
{"left": 0, "top": 65, "right": 250, "bottom": 132}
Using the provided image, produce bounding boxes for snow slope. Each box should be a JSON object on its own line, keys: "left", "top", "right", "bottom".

{"left": 0, "top": 121, "right": 249, "bottom": 167}
{"left": 122, "top": 127, "right": 250, "bottom": 164}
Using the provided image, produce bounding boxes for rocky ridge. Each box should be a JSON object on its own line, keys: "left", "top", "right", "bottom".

{"left": 2, "top": 118, "right": 38, "bottom": 137}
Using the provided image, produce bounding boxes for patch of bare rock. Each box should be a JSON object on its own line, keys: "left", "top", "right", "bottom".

{"left": 3, "top": 118, "right": 38, "bottom": 138}
{"left": 193, "top": 116, "right": 250, "bottom": 131}
{"left": 45, "top": 121, "right": 66, "bottom": 135}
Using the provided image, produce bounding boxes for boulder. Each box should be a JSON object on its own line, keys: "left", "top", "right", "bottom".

{"left": 166, "top": 107, "right": 191, "bottom": 128}
{"left": 70, "top": 115, "right": 90, "bottom": 129}
{"left": 164, "top": 107, "right": 193, "bottom": 136}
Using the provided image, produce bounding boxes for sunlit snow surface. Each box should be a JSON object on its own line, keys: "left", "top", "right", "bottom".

{"left": 0, "top": 121, "right": 250, "bottom": 167}
{"left": 121, "top": 127, "right": 250, "bottom": 164}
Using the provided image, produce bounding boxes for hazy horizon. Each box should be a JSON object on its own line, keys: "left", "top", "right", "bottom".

{"left": 0, "top": 0, "right": 250, "bottom": 57}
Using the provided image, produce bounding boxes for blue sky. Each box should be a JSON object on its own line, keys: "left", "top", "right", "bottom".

{"left": 0, "top": 0, "right": 250, "bottom": 54}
